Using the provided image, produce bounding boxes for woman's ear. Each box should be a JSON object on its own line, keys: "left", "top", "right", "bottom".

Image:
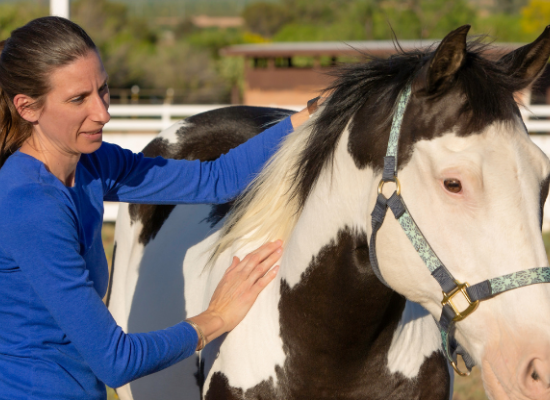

{"left": 13, "top": 94, "right": 40, "bottom": 123}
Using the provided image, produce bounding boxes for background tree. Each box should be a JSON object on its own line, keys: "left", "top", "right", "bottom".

{"left": 0, "top": 2, "right": 47, "bottom": 39}
{"left": 242, "top": 2, "right": 290, "bottom": 38}
{"left": 494, "top": 0, "right": 529, "bottom": 14}
{"left": 521, "top": 0, "right": 550, "bottom": 36}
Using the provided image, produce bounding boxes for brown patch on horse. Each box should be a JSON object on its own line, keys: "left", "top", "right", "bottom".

{"left": 204, "top": 227, "right": 450, "bottom": 399}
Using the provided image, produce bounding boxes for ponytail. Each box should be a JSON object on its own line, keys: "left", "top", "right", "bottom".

{"left": 0, "top": 87, "right": 31, "bottom": 168}
{"left": 0, "top": 17, "right": 97, "bottom": 168}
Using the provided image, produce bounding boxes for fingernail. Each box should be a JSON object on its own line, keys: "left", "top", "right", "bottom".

{"left": 272, "top": 265, "right": 280, "bottom": 273}
{"left": 275, "top": 239, "right": 283, "bottom": 245}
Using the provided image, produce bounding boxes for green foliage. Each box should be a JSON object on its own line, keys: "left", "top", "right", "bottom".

{"left": 243, "top": 2, "right": 290, "bottom": 37}
{"left": 245, "top": 0, "right": 478, "bottom": 41}
{"left": 494, "top": 0, "right": 529, "bottom": 14}
{"left": 521, "top": 0, "right": 550, "bottom": 37}
{"left": 478, "top": 13, "right": 528, "bottom": 42}
{"left": 69, "top": 0, "right": 232, "bottom": 102}
{"left": 0, "top": 2, "right": 48, "bottom": 40}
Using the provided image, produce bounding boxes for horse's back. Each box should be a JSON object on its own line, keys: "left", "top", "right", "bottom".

{"left": 107, "top": 106, "right": 294, "bottom": 400}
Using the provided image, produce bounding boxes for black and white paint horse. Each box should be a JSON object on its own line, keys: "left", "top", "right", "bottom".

{"left": 108, "top": 26, "right": 550, "bottom": 400}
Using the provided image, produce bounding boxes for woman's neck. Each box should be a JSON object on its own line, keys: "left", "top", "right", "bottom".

{"left": 20, "top": 136, "right": 80, "bottom": 187}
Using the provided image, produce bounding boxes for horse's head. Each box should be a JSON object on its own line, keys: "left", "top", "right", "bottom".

{"left": 368, "top": 26, "right": 550, "bottom": 399}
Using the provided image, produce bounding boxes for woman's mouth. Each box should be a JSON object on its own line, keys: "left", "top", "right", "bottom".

{"left": 81, "top": 129, "right": 103, "bottom": 138}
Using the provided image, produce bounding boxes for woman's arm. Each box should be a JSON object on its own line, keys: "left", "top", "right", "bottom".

{"left": 0, "top": 185, "right": 282, "bottom": 387}
{"left": 97, "top": 108, "right": 311, "bottom": 205}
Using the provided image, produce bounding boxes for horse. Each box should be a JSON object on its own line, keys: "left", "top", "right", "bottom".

{"left": 108, "top": 25, "right": 550, "bottom": 400}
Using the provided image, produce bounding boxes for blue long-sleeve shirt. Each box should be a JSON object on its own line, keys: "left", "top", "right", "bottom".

{"left": 0, "top": 117, "right": 293, "bottom": 400}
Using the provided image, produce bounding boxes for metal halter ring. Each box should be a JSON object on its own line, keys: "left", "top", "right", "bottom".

{"left": 377, "top": 177, "right": 401, "bottom": 196}
{"left": 451, "top": 360, "right": 471, "bottom": 377}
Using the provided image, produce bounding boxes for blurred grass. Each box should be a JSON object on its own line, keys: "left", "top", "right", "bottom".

{"left": 102, "top": 223, "right": 119, "bottom": 399}
{"left": 100, "top": 225, "right": 550, "bottom": 400}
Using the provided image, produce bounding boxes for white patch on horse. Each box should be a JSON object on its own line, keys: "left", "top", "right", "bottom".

{"left": 192, "top": 236, "right": 287, "bottom": 394}
{"left": 386, "top": 301, "right": 442, "bottom": 378}
{"left": 283, "top": 125, "right": 374, "bottom": 288}
{"left": 158, "top": 119, "right": 194, "bottom": 145}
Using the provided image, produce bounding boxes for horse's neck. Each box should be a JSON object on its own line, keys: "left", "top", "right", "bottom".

{"left": 281, "top": 126, "right": 375, "bottom": 288}
{"left": 279, "top": 126, "right": 403, "bottom": 334}
{"left": 279, "top": 126, "right": 444, "bottom": 380}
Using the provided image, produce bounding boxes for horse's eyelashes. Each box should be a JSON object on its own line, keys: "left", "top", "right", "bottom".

{"left": 444, "top": 179, "right": 462, "bottom": 193}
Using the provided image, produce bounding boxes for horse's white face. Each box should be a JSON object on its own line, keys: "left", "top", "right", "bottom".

{"left": 376, "top": 117, "right": 550, "bottom": 399}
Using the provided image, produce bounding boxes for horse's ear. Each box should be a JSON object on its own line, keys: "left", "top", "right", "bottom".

{"left": 498, "top": 26, "right": 550, "bottom": 86}
{"left": 426, "top": 25, "right": 470, "bottom": 93}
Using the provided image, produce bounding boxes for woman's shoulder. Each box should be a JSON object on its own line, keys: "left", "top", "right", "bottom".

{"left": 80, "top": 141, "right": 137, "bottom": 178}
{"left": 0, "top": 153, "right": 74, "bottom": 220}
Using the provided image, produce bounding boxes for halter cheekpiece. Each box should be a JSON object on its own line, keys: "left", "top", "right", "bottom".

{"left": 368, "top": 83, "right": 550, "bottom": 376}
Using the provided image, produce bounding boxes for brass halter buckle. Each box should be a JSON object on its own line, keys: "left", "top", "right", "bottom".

{"left": 441, "top": 280, "right": 480, "bottom": 322}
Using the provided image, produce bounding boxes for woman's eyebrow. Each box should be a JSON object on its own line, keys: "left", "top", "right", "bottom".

{"left": 67, "top": 77, "right": 109, "bottom": 99}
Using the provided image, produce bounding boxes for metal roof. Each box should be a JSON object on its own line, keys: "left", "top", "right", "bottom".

{"left": 221, "top": 40, "right": 523, "bottom": 58}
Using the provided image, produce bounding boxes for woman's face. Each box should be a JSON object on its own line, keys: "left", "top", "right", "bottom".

{"left": 33, "top": 50, "right": 110, "bottom": 155}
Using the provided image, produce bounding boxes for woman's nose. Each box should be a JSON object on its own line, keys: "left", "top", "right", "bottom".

{"left": 90, "top": 93, "right": 110, "bottom": 125}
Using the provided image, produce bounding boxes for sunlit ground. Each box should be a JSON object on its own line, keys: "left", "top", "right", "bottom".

{"left": 101, "top": 224, "right": 550, "bottom": 400}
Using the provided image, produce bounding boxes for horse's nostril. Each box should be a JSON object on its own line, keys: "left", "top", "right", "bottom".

{"left": 532, "top": 370, "right": 540, "bottom": 381}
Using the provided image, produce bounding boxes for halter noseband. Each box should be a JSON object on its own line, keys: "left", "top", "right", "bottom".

{"left": 368, "top": 83, "right": 550, "bottom": 376}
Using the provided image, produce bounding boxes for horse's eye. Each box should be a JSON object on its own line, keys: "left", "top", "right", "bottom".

{"left": 444, "top": 179, "right": 462, "bottom": 193}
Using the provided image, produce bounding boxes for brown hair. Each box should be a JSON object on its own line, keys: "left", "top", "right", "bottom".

{"left": 0, "top": 16, "right": 97, "bottom": 168}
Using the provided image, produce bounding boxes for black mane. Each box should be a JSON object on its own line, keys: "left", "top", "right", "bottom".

{"left": 294, "top": 40, "right": 529, "bottom": 207}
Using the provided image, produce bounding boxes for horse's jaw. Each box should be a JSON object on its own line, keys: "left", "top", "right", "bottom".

{"left": 375, "top": 122, "right": 550, "bottom": 400}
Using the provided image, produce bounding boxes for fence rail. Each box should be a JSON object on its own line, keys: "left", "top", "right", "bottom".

{"left": 522, "top": 106, "right": 550, "bottom": 132}
{"left": 102, "top": 103, "right": 550, "bottom": 223}
{"left": 105, "top": 104, "right": 303, "bottom": 132}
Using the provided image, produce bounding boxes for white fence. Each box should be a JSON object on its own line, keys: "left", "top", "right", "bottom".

{"left": 105, "top": 104, "right": 304, "bottom": 133}
{"left": 521, "top": 106, "right": 550, "bottom": 133}
{"left": 102, "top": 104, "right": 550, "bottom": 223}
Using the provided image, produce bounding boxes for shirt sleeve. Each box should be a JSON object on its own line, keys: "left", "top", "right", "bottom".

{"left": 100, "top": 116, "right": 294, "bottom": 204}
{"left": 0, "top": 185, "right": 198, "bottom": 388}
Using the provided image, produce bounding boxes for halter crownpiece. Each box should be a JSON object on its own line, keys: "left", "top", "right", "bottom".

{"left": 368, "top": 83, "right": 550, "bottom": 376}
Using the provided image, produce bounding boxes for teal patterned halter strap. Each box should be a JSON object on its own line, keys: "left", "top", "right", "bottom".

{"left": 386, "top": 84, "right": 412, "bottom": 160}
{"left": 368, "top": 82, "right": 550, "bottom": 376}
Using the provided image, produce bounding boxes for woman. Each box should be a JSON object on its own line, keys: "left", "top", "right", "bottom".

{"left": 0, "top": 16, "right": 311, "bottom": 400}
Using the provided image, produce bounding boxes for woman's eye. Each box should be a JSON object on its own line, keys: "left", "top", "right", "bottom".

{"left": 70, "top": 97, "right": 84, "bottom": 104}
{"left": 444, "top": 179, "right": 462, "bottom": 193}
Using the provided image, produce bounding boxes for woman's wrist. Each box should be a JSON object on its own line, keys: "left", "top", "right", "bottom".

{"left": 186, "top": 311, "right": 225, "bottom": 350}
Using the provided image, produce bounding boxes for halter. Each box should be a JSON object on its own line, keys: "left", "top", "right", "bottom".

{"left": 368, "top": 83, "right": 550, "bottom": 376}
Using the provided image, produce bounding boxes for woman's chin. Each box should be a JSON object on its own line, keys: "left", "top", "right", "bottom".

{"left": 78, "top": 134, "right": 103, "bottom": 154}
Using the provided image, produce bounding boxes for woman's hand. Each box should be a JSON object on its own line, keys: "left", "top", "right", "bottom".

{"left": 290, "top": 96, "right": 325, "bottom": 129}
{"left": 186, "top": 240, "right": 282, "bottom": 349}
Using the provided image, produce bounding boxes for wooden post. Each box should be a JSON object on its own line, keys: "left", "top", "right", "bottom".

{"left": 50, "top": 0, "right": 70, "bottom": 19}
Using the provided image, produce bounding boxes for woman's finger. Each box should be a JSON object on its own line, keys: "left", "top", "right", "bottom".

{"left": 252, "top": 265, "right": 280, "bottom": 294}
{"left": 238, "top": 240, "right": 282, "bottom": 274}
{"left": 225, "top": 256, "right": 240, "bottom": 273}
{"left": 248, "top": 249, "right": 282, "bottom": 282}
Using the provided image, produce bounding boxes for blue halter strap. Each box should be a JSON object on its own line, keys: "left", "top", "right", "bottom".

{"left": 368, "top": 83, "right": 550, "bottom": 376}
